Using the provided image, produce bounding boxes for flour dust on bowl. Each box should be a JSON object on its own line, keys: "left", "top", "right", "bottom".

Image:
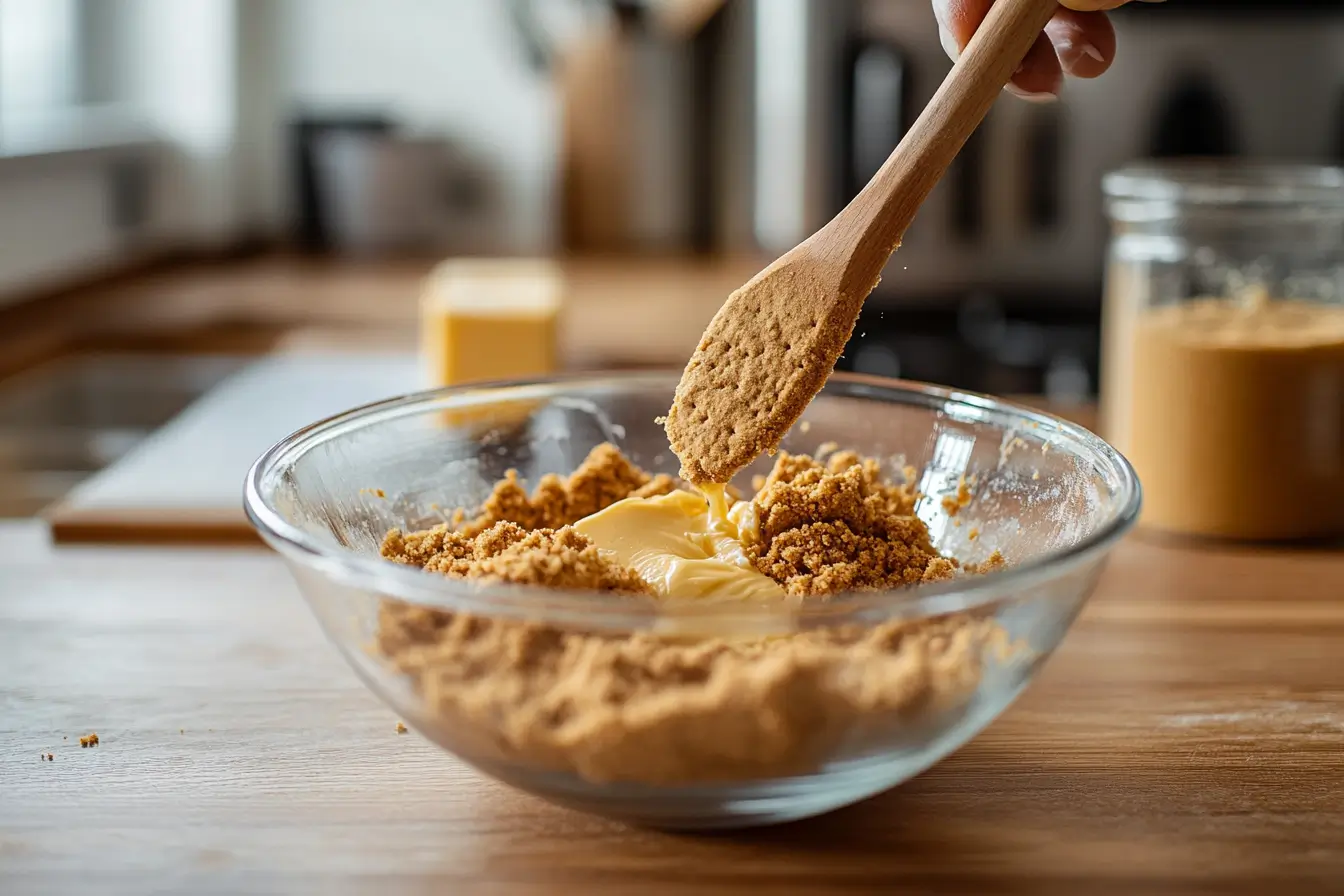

{"left": 244, "top": 372, "right": 1139, "bottom": 830}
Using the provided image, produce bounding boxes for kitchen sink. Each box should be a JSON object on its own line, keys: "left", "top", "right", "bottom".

{"left": 0, "top": 353, "right": 250, "bottom": 517}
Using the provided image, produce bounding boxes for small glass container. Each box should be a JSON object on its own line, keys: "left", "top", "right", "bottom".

{"left": 1101, "top": 162, "right": 1344, "bottom": 541}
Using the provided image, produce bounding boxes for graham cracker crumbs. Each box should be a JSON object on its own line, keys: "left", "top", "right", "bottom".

{"left": 745, "top": 451, "right": 957, "bottom": 597}
{"left": 395, "top": 721, "right": 408, "bottom": 734}
{"left": 376, "top": 599, "right": 1004, "bottom": 785}
{"left": 78, "top": 733, "right": 98, "bottom": 748}
{"left": 376, "top": 442, "right": 1012, "bottom": 786}
{"left": 382, "top": 521, "right": 649, "bottom": 593}
{"left": 941, "top": 475, "right": 973, "bottom": 517}
{"left": 453, "top": 443, "right": 677, "bottom": 536}
{"left": 964, "top": 550, "right": 1006, "bottom": 575}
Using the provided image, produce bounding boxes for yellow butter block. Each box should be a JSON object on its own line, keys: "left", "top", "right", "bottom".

{"left": 422, "top": 258, "right": 560, "bottom": 431}
{"left": 421, "top": 257, "right": 561, "bottom": 388}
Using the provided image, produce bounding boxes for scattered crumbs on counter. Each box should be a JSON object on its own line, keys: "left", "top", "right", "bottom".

{"left": 47, "top": 753, "right": 53, "bottom": 761}
{"left": 78, "top": 733, "right": 99, "bottom": 748}
{"left": 395, "top": 722, "right": 408, "bottom": 734}
{"left": 968, "top": 527, "right": 980, "bottom": 541}
{"left": 953, "top": 519, "right": 962, "bottom": 528}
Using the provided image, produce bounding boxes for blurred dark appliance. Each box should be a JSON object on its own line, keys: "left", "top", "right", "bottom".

{"left": 783, "top": 0, "right": 1344, "bottom": 304}
{"left": 514, "top": 0, "right": 1344, "bottom": 277}
{"left": 833, "top": 293, "right": 1100, "bottom": 403}
{"left": 291, "top": 113, "right": 393, "bottom": 252}
{"left": 291, "top": 112, "right": 498, "bottom": 255}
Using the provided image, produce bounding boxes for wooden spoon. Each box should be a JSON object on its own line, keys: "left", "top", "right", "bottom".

{"left": 664, "top": 0, "right": 1060, "bottom": 485}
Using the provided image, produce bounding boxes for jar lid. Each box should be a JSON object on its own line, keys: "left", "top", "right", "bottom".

{"left": 1103, "top": 161, "right": 1344, "bottom": 208}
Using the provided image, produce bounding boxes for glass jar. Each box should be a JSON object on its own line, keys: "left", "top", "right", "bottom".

{"left": 1101, "top": 162, "right": 1344, "bottom": 542}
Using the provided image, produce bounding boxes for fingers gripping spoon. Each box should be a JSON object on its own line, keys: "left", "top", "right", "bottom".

{"left": 664, "top": 0, "right": 1060, "bottom": 485}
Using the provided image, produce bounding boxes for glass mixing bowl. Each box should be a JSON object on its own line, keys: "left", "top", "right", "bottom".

{"left": 244, "top": 372, "right": 1140, "bottom": 829}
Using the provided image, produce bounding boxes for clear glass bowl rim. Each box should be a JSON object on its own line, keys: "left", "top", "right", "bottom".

{"left": 1103, "top": 159, "right": 1344, "bottom": 209}
{"left": 243, "top": 371, "right": 1142, "bottom": 631}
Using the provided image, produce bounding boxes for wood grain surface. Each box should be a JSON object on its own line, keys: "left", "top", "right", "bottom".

{"left": 2, "top": 521, "right": 1342, "bottom": 893}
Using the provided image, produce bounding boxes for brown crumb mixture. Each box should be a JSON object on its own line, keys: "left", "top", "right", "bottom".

{"left": 376, "top": 601, "right": 1004, "bottom": 785}
{"left": 941, "top": 475, "right": 974, "bottom": 517}
{"left": 964, "top": 550, "right": 1007, "bottom": 575}
{"left": 375, "top": 442, "right": 1013, "bottom": 785}
{"left": 382, "top": 521, "right": 649, "bottom": 594}
{"left": 746, "top": 451, "right": 957, "bottom": 596}
{"left": 78, "top": 733, "right": 98, "bottom": 748}
{"left": 453, "top": 443, "right": 677, "bottom": 536}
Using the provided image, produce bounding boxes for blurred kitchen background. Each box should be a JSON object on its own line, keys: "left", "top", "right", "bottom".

{"left": 1, "top": 0, "right": 1343, "bottom": 527}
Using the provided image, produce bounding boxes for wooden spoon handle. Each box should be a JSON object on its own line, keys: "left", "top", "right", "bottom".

{"left": 819, "top": 0, "right": 1060, "bottom": 283}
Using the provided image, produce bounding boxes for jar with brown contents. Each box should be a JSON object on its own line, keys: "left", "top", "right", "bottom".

{"left": 1101, "top": 163, "right": 1344, "bottom": 541}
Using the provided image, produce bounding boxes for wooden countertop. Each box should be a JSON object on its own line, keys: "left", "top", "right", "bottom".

{"left": 3, "top": 521, "right": 1342, "bottom": 892}
{"left": 0, "top": 254, "right": 768, "bottom": 382}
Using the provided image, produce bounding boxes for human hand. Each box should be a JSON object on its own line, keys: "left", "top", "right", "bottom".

{"left": 933, "top": 0, "right": 1159, "bottom": 101}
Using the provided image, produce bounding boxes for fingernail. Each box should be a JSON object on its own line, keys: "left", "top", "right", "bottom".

{"left": 1005, "top": 83, "right": 1059, "bottom": 103}
{"left": 938, "top": 25, "right": 960, "bottom": 62}
{"left": 1055, "top": 37, "right": 1104, "bottom": 73}
{"left": 931, "top": 1, "right": 953, "bottom": 32}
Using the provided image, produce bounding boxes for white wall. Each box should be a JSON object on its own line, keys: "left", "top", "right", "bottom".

{"left": 235, "top": 0, "right": 287, "bottom": 241}
{"left": 0, "top": 0, "right": 576, "bottom": 297}
{"left": 109, "top": 0, "right": 240, "bottom": 248}
{"left": 0, "top": 161, "right": 122, "bottom": 306}
{"left": 278, "top": 0, "right": 560, "bottom": 252}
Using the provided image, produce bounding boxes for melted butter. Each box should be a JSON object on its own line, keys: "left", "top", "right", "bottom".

{"left": 572, "top": 488, "right": 784, "bottom": 602}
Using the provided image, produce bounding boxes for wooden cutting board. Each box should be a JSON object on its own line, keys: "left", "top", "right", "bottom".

{"left": 45, "top": 353, "right": 423, "bottom": 545}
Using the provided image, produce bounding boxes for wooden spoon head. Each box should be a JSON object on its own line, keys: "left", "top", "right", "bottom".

{"left": 664, "top": 251, "right": 868, "bottom": 484}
